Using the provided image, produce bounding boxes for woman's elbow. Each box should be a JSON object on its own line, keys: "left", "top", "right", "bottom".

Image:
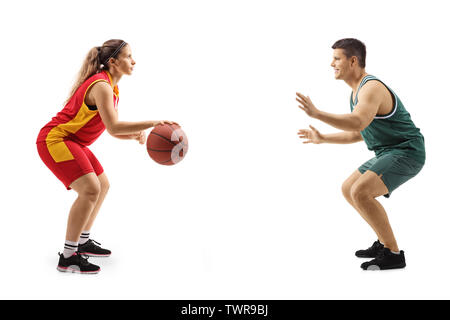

{"left": 106, "top": 124, "right": 119, "bottom": 135}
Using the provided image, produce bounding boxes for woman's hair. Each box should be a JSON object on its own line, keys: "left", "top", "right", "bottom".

{"left": 65, "top": 39, "right": 127, "bottom": 103}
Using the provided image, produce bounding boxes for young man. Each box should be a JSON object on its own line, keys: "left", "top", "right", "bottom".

{"left": 297, "top": 38, "right": 425, "bottom": 270}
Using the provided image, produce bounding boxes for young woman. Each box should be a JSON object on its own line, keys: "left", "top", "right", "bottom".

{"left": 36, "top": 39, "right": 175, "bottom": 274}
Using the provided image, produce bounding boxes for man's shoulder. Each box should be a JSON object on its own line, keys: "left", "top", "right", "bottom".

{"left": 359, "top": 79, "right": 388, "bottom": 99}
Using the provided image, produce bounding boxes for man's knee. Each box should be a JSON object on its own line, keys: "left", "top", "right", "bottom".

{"left": 350, "top": 183, "right": 371, "bottom": 205}
{"left": 341, "top": 179, "right": 354, "bottom": 201}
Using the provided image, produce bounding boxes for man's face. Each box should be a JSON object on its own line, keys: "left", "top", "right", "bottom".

{"left": 330, "top": 49, "right": 350, "bottom": 80}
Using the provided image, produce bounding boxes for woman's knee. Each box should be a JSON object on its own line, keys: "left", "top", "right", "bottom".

{"left": 80, "top": 183, "right": 101, "bottom": 202}
{"left": 72, "top": 175, "right": 101, "bottom": 202}
{"left": 98, "top": 173, "right": 110, "bottom": 194}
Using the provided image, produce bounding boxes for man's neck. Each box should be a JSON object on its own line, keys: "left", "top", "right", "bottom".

{"left": 345, "top": 70, "right": 368, "bottom": 92}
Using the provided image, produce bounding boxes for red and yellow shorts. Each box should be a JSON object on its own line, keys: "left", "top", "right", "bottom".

{"left": 37, "top": 140, "right": 104, "bottom": 190}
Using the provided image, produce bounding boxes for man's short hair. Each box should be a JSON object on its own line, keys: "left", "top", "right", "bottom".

{"left": 332, "top": 38, "right": 366, "bottom": 68}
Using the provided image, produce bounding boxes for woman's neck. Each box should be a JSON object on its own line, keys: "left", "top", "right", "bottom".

{"left": 106, "top": 69, "right": 123, "bottom": 87}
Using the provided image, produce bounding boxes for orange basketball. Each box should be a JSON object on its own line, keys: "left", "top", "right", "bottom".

{"left": 146, "top": 123, "right": 188, "bottom": 165}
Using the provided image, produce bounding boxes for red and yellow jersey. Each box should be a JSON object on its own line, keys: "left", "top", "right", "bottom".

{"left": 36, "top": 71, "right": 118, "bottom": 162}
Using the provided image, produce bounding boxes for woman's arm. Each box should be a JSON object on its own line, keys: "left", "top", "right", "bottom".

{"left": 112, "top": 132, "right": 146, "bottom": 144}
{"left": 112, "top": 133, "right": 139, "bottom": 140}
{"left": 91, "top": 82, "right": 171, "bottom": 135}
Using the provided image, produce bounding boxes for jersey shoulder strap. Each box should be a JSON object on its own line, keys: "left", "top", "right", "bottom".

{"left": 352, "top": 75, "right": 378, "bottom": 106}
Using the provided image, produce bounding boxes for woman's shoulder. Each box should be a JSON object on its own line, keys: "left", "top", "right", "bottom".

{"left": 86, "top": 71, "right": 110, "bottom": 83}
{"left": 84, "top": 71, "right": 118, "bottom": 98}
{"left": 80, "top": 71, "right": 112, "bottom": 92}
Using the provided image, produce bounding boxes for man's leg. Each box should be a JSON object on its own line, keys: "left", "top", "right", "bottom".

{"left": 341, "top": 170, "right": 383, "bottom": 241}
{"left": 350, "top": 170, "right": 399, "bottom": 252}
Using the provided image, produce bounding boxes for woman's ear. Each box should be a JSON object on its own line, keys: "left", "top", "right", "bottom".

{"left": 109, "top": 58, "right": 117, "bottom": 68}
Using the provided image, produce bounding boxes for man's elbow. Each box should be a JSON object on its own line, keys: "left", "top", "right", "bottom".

{"left": 356, "top": 124, "right": 366, "bottom": 132}
{"left": 351, "top": 115, "right": 368, "bottom": 131}
{"left": 357, "top": 121, "right": 371, "bottom": 132}
{"left": 353, "top": 132, "right": 363, "bottom": 142}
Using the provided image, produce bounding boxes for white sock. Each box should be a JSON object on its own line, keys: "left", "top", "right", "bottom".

{"left": 63, "top": 240, "right": 78, "bottom": 258}
{"left": 79, "top": 231, "right": 90, "bottom": 245}
{"left": 390, "top": 250, "right": 401, "bottom": 255}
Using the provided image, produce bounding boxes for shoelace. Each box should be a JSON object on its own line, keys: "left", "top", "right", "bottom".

{"left": 58, "top": 252, "right": 91, "bottom": 266}
{"left": 367, "top": 241, "right": 382, "bottom": 251}
{"left": 374, "top": 249, "right": 387, "bottom": 260}
{"left": 75, "top": 252, "right": 91, "bottom": 266}
{"left": 88, "top": 239, "right": 102, "bottom": 247}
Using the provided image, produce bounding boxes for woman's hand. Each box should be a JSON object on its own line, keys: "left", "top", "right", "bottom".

{"left": 152, "top": 120, "right": 178, "bottom": 127}
{"left": 135, "top": 131, "right": 146, "bottom": 144}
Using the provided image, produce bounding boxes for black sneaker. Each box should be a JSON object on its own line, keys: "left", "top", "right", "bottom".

{"left": 361, "top": 248, "right": 406, "bottom": 270}
{"left": 57, "top": 252, "right": 101, "bottom": 274}
{"left": 78, "top": 239, "right": 111, "bottom": 258}
{"left": 355, "top": 240, "right": 384, "bottom": 258}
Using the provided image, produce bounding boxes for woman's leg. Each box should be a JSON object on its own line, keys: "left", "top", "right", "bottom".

{"left": 82, "top": 173, "right": 110, "bottom": 231}
{"left": 66, "top": 172, "right": 101, "bottom": 242}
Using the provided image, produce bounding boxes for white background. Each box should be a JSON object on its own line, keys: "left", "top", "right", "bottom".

{"left": 0, "top": 0, "right": 448, "bottom": 299}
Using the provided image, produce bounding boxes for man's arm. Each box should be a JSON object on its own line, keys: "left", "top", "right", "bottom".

{"left": 296, "top": 81, "right": 384, "bottom": 132}
{"left": 298, "top": 125, "right": 363, "bottom": 144}
{"left": 322, "top": 131, "right": 363, "bottom": 144}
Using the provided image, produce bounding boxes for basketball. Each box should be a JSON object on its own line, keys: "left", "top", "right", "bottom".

{"left": 146, "top": 123, "right": 188, "bottom": 165}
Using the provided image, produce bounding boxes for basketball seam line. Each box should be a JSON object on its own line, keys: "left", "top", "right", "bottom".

{"left": 147, "top": 148, "right": 173, "bottom": 152}
{"left": 149, "top": 131, "right": 176, "bottom": 145}
{"left": 171, "top": 124, "right": 180, "bottom": 141}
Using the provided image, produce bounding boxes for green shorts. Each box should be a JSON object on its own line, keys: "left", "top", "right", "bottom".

{"left": 358, "top": 153, "right": 424, "bottom": 198}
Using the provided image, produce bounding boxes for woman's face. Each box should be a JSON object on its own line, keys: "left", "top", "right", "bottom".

{"left": 111, "top": 44, "right": 136, "bottom": 75}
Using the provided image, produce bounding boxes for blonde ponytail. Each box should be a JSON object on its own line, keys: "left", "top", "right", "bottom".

{"left": 65, "top": 39, "right": 126, "bottom": 104}
{"left": 65, "top": 47, "right": 101, "bottom": 104}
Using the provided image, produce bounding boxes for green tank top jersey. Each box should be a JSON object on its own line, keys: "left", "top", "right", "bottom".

{"left": 350, "top": 75, "right": 425, "bottom": 164}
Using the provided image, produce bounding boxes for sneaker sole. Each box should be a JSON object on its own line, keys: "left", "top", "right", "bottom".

{"left": 57, "top": 266, "right": 101, "bottom": 274}
{"left": 355, "top": 250, "right": 384, "bottom": 258}
{"left": 363, "top": 263, "right": 406, "bottom": 271}
{"left": 355, "top": 254, "right": 378, "bottom": 258}
{"left": 79, "top": 253, "right": 111, "bottom": 258}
